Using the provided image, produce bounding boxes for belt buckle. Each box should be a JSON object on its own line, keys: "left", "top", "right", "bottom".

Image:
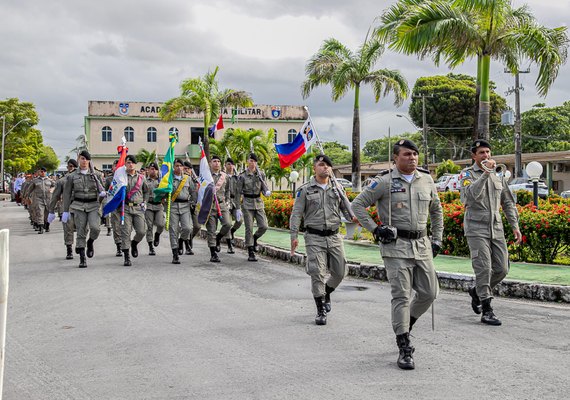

{"left": 128, "top": 202, "right": 134, "bottom": 207}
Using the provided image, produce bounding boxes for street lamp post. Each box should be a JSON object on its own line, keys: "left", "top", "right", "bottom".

{"left": 289, "top": 170, "right": 299, "bottom": 196}
{"left": 525, "top": 161, "right": 543, "bottom": 208}
{"left": 1, "top": 117, "right": 31, "bottom": 193}
{"left": 396, "top": 114, "right": 428, "bottom": 169}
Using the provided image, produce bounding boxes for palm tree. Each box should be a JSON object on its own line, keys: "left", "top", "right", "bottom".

{"left": 136, "top": 149, "right": 158, "bottom": 167}
{"left": 302, "top": 33, "right": 409, "bottom": 191}
{"left": 265, "top": 157, "right": 290, "bottom": 190}
{"left": 292, "top": 153, "right": 314, "bottom": 184}
{"left": 160, "top": 66, "right": 254, "bottom": 158}
{"left": 376, "top": 0, "right": 568, "bottom": 140}
{"left": 69, "top": 134, "right": 88, "bottom": 158}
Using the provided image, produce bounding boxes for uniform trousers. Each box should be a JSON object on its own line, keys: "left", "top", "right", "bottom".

{"left": 466, "top": 236, "right": 509, "bottom": 301}
{"left": 206, "top": 207, "right": 232, "bottom": 247}
{"left": 145, "top": 208, "right": 165, "bottom": 243}
{"left": 243, "top": 208, "right": 268, "bottom": 246}
{"left": 169, "top": 207, "right": 192, "bottom": 249}
{"left": 305, "top": 232, "right": 347, "bottom": 297}
{"left": 73, "top": 209, "right": 101, "bottom": 249}
{"left": 121, "top": 208, "right": 146, "bottom": 250}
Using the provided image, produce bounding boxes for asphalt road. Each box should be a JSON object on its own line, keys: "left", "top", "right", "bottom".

{"left": 1, "top": 202, "right": 569, "bottom": 400}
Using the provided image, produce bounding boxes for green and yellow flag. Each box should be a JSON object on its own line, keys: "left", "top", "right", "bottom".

{"left": 153, "top": 130, "right": 178, "bottom": 201}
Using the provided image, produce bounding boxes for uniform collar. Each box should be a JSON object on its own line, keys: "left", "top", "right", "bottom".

{"left": 392, "top": 168, "right": 421, "bottom": 180}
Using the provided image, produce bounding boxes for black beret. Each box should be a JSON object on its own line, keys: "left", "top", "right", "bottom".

{"left": 79, "top": 150, "right": 91, "bottom": 160}
{"left": 248, "top": 153, "right": 258, "bottom": 162}
{"left": 314, "top": 154, "right": 333, "bottom": 167}
{"left": 471, "top": 139, "right": 492, "bottom": 153}
{"left": 211, "top": 155, "right": 221, "bottom": 161}
{"left": 148, "top": 162, "right": 159, "bottom": 170}
{"left": 394, "top": 139, "right": 420, "bottom": 154}
{"left": 174, "top": 158, "right": 184, "bottom": 165}
{"left": 225, "top": 157, "right": 234, "bottom": 165}
{"left": 39, "top": 166, "right": 47, "bottom": 172}
{"left": 183, "top": 161, "right": 192, "bottom": 168}
{"left": 125, "top": 154, "right": 137, "bottom": 164}
{"left": 112, "top": 159, "right": 119, "bottom": 165}
{"left": 67, "top": 159, "right": 78, "bottom": 168}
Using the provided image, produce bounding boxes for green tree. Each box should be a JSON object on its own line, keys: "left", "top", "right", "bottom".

{"left": 362, "top": 132, "right": 423, "bottom": 162}
{"left": 520, "top": 101, "right": 570, "bottom": 153}
{"left": 265, "top": 157, "right": 290, "bottom": 190}
{"left": 136, "top": 149, "right": 158, "bottom": 167}
{"left": 376, "top": 0, "right": 568, "bottom": 140}
{"left": 160, "top": 66, "right": 254, "bottom": 158}
{"left": 292, "top": 153, "right": 314, "bottom": 184}
{"left": 68, "top": 134, "right": 88, "bottom": 158}
{"left": 34, "top": 145, "right": 59, "bottom": 172}
{"left": 319, "top": 141, "right": 354, "bottom": 165}
{"left": 211, "top": 127, "right": 273, "bottom": 171}
{"left": 302, "top": 34, "right": 409, "bottom": 190}
{"left": 435, "top": 159, "right": 461, "bottom": 179}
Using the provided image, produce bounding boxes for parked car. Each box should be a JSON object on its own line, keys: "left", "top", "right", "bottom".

{"left": 508, "top": 177, "right": 549, "bottom": 198}
{"left": 336, "top": 178, "right": 352, "bottom": 189}
{"left": 435, "top": 174, "right": 460, "bottom": 192}
{"left": 560, "top": 190, "right": 570, "bottom": 199}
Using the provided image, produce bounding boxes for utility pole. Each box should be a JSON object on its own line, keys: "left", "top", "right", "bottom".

{"left": 413, "top": 93, "right": 434, "bottom": 169}
{"left": 505, "top": 68, "right": 530, "bottom": 178}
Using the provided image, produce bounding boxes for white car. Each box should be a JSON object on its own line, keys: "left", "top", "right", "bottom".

{"left": 335, "top": 178, "right": 353, "bottom": 189}
{"left": 508, "top": 177, "right": 549, "bottom": 198}
{"left": 560, "top": 190, "right": 570, "bottom": 199}
{"left": 435, "top": 174, "right": 460, "bottom": 192}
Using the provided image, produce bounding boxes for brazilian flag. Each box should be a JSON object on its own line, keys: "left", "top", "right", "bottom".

{"left": 153, "top": 130, "right": 178, "bottom": 201}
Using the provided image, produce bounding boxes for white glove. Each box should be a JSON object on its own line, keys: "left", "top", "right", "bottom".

{"left": 236, "top": 209, "right": 243, "bottom": 222}
{"left": 140, "top": 202, "right": 147, "bottom": 212}
{"left": 99, "top": 191, "right": 107, "bottom": 198}
{"left": 264, "top": 190, "right": 272, "bottom": 197}
{"left": 47, "top": 213, "right": 56, "bottom": 224}
{"left": 61, "top": 212, "right": 70, "bottom": 223}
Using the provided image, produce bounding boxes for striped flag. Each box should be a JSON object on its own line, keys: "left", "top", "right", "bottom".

{"left": 196, "top": 140, "right": 215, "bottom": 225}
{"left": 153, "top": 130, "right": 178, "bottom": 201}
{"left": 102, "top": 138, "right": 128, "bottom": 216}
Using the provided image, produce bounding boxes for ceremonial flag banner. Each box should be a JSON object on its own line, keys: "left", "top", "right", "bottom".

{"left": 102, "top": 140, "right": 129, "bottom": 216}
{"left": 196, "top": 141, "right": 215, "bottom": 225}
{"left": 153, "top": 130, "right": 178, "bottom": 201}
{"left": 208, "top": 114, "right": 224, "bottom": 137}
{"left": 274, "top": 117, "right": 317, "bottom": 168}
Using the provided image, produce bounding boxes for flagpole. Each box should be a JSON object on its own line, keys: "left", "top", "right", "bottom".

{"left": 166, "top": 192, "right": 171, "bottom": 230}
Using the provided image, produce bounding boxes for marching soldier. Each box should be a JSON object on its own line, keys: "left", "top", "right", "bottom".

{"left": 237, "top": 153, "right": 270, "bottom": 262}
{"left": 290, "top": 155, "right": 352, "bottom": 326}
{"left": 63, "top": 150, "right": 106, "bottom": 268}
{"left": 120, "top": 155, "right": 149, "bottom": 266}
{"left": 105, "top": 160, "right": 123, "bottom": 257}
{"left": 145, "top": 162, "right": 165, "bottom": 256}
{"left": 352, "top": 139, "right": 443, "bottom": 370}
{"left": 460, "top": 140, "right": 522, "bottom": 326}
{"left": 180, "top": 160, "right": 200, "bottom": 255}
{"left": 29, "top": 166, "right": 55, "bottom": 234}
{"left": 206, "top": 155, "right": 232, "bottom": 263}
{"left": 168, "top": 159, "right": 193, "bottom": 264}
{"left": 223, "top": 157, "right": 242, "bottom": 254}
{"left": 47, "top": 159, "right": 77, "bottom": 259}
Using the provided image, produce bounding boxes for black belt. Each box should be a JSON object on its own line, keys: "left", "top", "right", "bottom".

{"left": 148, "top": 201, "right": 161, "bottom": 205}
{"left": 126, "top": 202, "right": 140, "bottom": 207}
{"left": 243, "top": 193, "right": 260, "bottom": 199}
{"left": 397, "top": 229, "right": 427, "bottom": 239}
{"left": 230, "top": 195, "right": 235, "bottom": 199}
{"left": 306, "top": 227, "right": 339, "bottom": 237}
{"left": 74, "top": 198, "right": 97, "bottom": 203}
{"left": 174, "top": 198, "right": 189, "bottom": 203}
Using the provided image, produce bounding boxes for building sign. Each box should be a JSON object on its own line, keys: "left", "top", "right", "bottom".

{"left": 119, "top": 102, "right": 129, "bottom": 115}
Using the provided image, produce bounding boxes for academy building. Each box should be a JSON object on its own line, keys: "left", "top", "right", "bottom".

{"left": 85, "top": 101, "right": 307, "bottom": 170}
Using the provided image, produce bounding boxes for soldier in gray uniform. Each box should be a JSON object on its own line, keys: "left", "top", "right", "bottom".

{"left": 290, "top": 155, "right": 353, "bottom": 326}
{"left": 237, "top": 153, "right": 270, "bottom": 262}
{"left": 63, "top": 150, "right": 106, "bottom": 268}
{"left": 206, "top": 155, "right": 232, "bottom": 263}
{"left": 29, "top": 166, "right": 55, "bottom": 234}
{"left": 47, "top": 159, "right": 77, "bottom": 259}
{"left": 145, "top": 162, "right": 165, "bottom": 256}
{"left": 460, "top": 140, "right": 521, "bottom": 326}
{"left": 223, "top": 157, "right": 242, "bottom": 254}
{"left": 105, "top": 160, "right": 123, "bottom": 257}
{"left": 120, "top": 155, "right": 149, "bottom": 267}
{"left": 168, "top": 159, "right": 193, "bottom": 264}
{"left": 352, "top": 139, "right": 443, "bottom": 370}
{"left": 180, "top": 160, "right": 200, "bottom": 255}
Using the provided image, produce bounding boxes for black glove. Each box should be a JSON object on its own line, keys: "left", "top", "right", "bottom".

{"left": 373, "top": 225, "right": 397, "bottom": 244}
{"left": 432, "top": 242, "right": 441, "bottom": 258}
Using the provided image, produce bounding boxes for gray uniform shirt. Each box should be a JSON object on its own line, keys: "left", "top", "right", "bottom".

{"left": 48, "top": 174, "right": 72, "bottom": 213}
{"left": 124, "top": 172, "right": 149, "bottom": 206}
{"left": 63, "top": 169, "right": 103, "bottom": 212}
{"left": 146, "top": 177, "right": 163, "bottom": 211}
{"left": 459, "top": 163, "right": 519, "bottom": 238}
{"left": 237, "top": 169, "right": 267, "bottom": 210}
{"left": 352, "top": 168, "right": 444, "bottom": 260}
{"left": 30, "top": 176, "right": 54, "bottom": 202}
{"left": 211, "top": 171, "right": 230, "bottom": 211}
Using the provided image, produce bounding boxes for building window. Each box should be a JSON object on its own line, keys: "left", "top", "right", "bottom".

{"left": 288, "top": 129, "right": 297, "bottom": 143}
{"left": 101, "top": 164, "right": 113, "bottom": 171}
{"left": 147, "top": 127, "right": 157, "bottom": 142}
{"left": 273, "top": 129, "right": 278, "bottom": 144}
{"left": 169, "top": 127, "right": 179, "bottom": 139}
{"left": 190, "top": 127, "right": 203, "bottom": 145}
{"left": 124, "top": 126, "right": 134, "bottom": 142}
{"left": 102, "top": 126, "right": 112, "bottom": 142}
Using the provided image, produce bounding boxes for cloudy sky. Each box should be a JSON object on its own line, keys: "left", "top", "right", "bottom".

{"left": 1, "top": 0, "right": 569, "bottom": 161}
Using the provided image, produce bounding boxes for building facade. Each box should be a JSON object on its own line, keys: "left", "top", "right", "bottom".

{"left": 85, "top": 101, "right": 307, "bottom": 170}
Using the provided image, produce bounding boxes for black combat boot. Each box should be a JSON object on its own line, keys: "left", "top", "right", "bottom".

{"left": 123, "top": 249, "right": 132, "bottom": 267}
{"left": 86, "top": 239, "right": 94, "bottom": 258}
{"left": 253, "top": 235, "right": 259, "bottom": 252}
{"left": 153, "top": 232, "right": 160, "bottom": 247}
{"left": 44, "top": 222, "right": 50, "bottom": 232}
{"left": 210, "top": 247, "right": 220, "bottom": 263}
{"left": 148, "top": 242, "right": 156, "bottom": 256}
{"left": 481, "top": 298, "right": 502, "bottom": 326}
{"left": 247, "top": 246, "right": 257, "bottom": 262}
{"left": 37, "top": 224, "right": 44, "bottom": 234}
{"left": 66, "top": 245, "right": 73, "bottom": 260}
{"left": 115, "top": 243, "right": 122, "bottom": 257}
{"left": 469, "top": 286, "right": 482, "bottom": 314}
{"left": 226, "top": 239, "right": 235, "bottom": 254}
{"left": 33, "top": 222, "right": 39, "bottom": 231}
{"left": 396, "top": 333, "right": 415, "bottom": 370}
{"left": 172, "top": 248, "right": 180, "bottom": 264}
{"left": 324, "top": 284, "right": 335, "bottom": 313}
{"left": 184, "top": 239, "right": 194, "bottom": 255}
{"left": 215, "top": 233, "right": 223, "bottom": 253}
{"left": 178, "top": 238, "right": 184, "bottom": 255}
{"left": 131, "top": 240, "right": 139, "bottom": 258}
{"left": 314, "top": 296, "right": 327, "bottom": 325}
{"left": 78, "top": 248, "right": 87, "bottom": 268}
{"left": 409, "top": 316, "right": 418, "bottom": 332}
{"left": 106, "top": 227, "right": 112, "bottom": 236}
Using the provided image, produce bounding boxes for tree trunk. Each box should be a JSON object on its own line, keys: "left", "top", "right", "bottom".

{"left": 473, "top": 55, "right": 482, "bottom": 142}
{"left": 477, "top": 55, "right": 491, "bottom": 140}
{"left": 351, "top": 85, "right": 361, "bottom": 191}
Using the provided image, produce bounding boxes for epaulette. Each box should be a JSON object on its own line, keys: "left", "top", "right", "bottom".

{"left": 416, "top": 167, "right": 430, "bottom": 174}
{"left": 295, "top": 182, "right": 310, "bottom": 198}
{"left": 377, "top": 169, "right": 391, "bottom": 177}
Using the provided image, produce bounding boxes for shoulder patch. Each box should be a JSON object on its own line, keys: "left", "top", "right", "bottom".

{"left": 462, "top": 179, "right": 472, "bottom": 187}
{"left": 369, "top": 181, "right": 378, "bottom": 189}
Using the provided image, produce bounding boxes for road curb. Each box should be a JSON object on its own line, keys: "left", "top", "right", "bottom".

{"left": 201, "top": 230, "right": 570, "bottom": 303}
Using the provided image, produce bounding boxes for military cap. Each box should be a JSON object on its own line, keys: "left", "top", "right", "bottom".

{"left": 314, "top": 154, "right": 333, "bottom": 167}
{"left": 183, "top": 161, "right": 192, "bottom": 168}
{"left": 225, "top": 157, "right": 235, "bottom": 165}
{"left": 39, "top": 166, "right": 47, "bottom": 172}
{"left": 248, "top": 153, "right": 258, "bottom": 162}
{"left": 148, "top": 162, "right": 159, "bottom": 170}
{"left": 67, "top": 159, "right": 78, "bottom": 168}
{"left": 78, "top": 150, "right": 91, "bottom": 160}
{"left": 125, "top": 154, "right": 137, "bottom": 164}
{"left": 211, "top": 155, "right": 221, "bottom": 161}
{"left": 174, "top": 158, "right": 184, "bottom": 165}
{"left": 471, "top": 139, "right": 492, "bottom": 153}
{"left": 393, "top": 139, "right": 419, "bottom": 154}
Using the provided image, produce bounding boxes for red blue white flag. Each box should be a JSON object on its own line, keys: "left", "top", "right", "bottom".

{"left": 274, "top": 118, "right": 316, "bottom": 168}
